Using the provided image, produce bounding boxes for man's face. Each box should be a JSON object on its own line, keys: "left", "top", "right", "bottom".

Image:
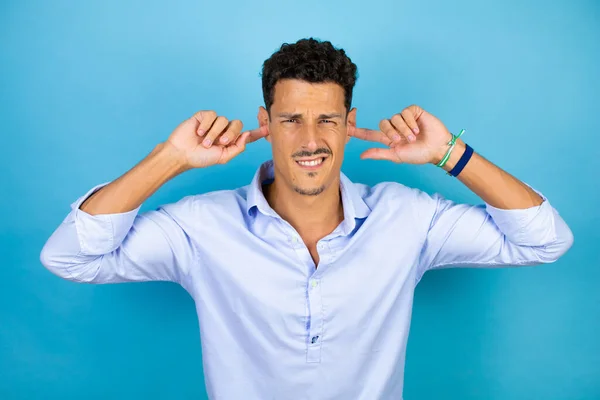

{"left": 259, "top": 79, "right": 356, "bottom": 196}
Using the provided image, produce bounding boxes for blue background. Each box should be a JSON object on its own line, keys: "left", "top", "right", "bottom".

{"left": 1, "top": 0, "right": 599, "bottom": 398}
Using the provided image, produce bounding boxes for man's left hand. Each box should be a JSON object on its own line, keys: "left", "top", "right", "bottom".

{"left": 350, "top": 105, "right": 455, "bottom": 165}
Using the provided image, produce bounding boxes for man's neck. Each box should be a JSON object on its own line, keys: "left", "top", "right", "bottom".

{"left": 264, "top": 177, "right": 344, "bottom": 243}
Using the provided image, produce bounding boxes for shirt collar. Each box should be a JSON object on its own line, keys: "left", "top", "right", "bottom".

{"left": 246, "top": 160, "right": 371, "bottom": 234}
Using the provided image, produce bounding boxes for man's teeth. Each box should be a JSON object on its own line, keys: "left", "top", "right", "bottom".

{"left": 297, "top": 158, "right": 324, "bottom": 167}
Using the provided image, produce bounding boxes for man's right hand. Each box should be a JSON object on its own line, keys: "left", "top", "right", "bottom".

{"left": 166, "top": 110, "right": 268, "bottom": 170}
{"left": 79, "top": 110, "right": 266, "bottom": 215}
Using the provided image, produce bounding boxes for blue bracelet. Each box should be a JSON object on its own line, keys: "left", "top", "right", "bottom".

{"left": 448, "top": 143, "right": 474, "bottom": 177}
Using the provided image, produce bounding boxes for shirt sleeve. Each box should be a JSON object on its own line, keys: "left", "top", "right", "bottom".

{"left": 40, "top": 183, "right": 197, "bottom": 288}
{"left": 415, "top": 187, "right": 574, "bottom": 282}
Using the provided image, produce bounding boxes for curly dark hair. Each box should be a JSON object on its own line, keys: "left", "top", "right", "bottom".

{"left": 261, "top": 38, "right": 358, "bottom": 116}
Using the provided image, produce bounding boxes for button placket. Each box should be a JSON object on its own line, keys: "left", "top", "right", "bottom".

{"left": 306, "top": 277, "right": 323, "bottom": 363}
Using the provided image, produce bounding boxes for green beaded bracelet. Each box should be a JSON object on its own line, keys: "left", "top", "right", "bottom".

{"left": 436, "top": 129, "right": 465, "bottom": 168}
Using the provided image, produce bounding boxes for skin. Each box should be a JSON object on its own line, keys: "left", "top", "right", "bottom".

{"left": 257, "top": 80, "right": 355, "bottom": 259}
{"left": 80, "top": 78, "right": 543, "bottom": 266}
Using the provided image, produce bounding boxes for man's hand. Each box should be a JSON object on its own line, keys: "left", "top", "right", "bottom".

{"left": 79, "top": 110, "right": 268, "bottom": 215}
{"left": 350, "top": 105, "right": 454, "bottom": 165}
{"left": 166, "top": 110, "right": 268, "bottom": 170}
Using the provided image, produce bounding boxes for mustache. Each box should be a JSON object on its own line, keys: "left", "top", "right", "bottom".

{"left": 292, "top": 148, "right": 332, "bottom": 158}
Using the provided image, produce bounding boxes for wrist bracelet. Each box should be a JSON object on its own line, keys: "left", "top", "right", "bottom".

{"left": 436, "top": 129, "right": 465, "bottom": 168}
{"left": 448, "top": 143, "right": 474, "bottom": 177}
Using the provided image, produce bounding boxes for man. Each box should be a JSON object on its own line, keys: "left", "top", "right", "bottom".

{"left": 40, "top": 38, "right": 573, "bottom": 399}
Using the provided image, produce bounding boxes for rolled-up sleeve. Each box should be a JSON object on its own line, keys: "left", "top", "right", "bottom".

{"left": 416, "top": 188, "right": 574, "bottom": 279}
{"left": 40, "top": 183, "right": 197, "bottom": 286}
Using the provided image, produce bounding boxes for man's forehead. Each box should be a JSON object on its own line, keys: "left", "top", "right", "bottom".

{"left": 274, "top": 80, "right": 344, "bottom": 99}
{"left": 271, "top": 81, "right": 346, "bottom": 114}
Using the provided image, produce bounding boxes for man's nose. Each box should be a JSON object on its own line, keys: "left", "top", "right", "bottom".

{"left": 301, "top": 124, "right": 319, "bottom": 153}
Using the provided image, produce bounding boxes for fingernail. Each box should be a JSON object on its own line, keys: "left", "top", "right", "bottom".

{"left": 203, "top": 138, "right": 212, "bottom": 147}
{"left": 408, "top": 134, "right": 416, "bottom": 142}
{"left": 412, "top": 128, "right": 419, "bottom": 134}
{"left": 198, "top": 129, "right": 205, "bottom": 136}
{"left": 220, "top": 136, "right": 229, "bottom": 144}
{"left": 393, "top": 134, "right": 401, "bottom": 142}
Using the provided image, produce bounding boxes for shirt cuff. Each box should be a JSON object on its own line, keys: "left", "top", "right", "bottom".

{"left": 484, "top": 186, "right": 557, "bottom": 247}
{"left": 66, "top": 182, "right": 142, "bottom": 255}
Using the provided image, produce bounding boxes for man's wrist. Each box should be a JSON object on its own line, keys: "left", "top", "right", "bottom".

{"left": 155, "top": 141, "right": 192, "bottom": 175}
{"left": 442, "top": 139, "right": 466, "bottom": 172}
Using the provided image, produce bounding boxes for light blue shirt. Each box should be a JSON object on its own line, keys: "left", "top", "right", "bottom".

{"left": 40, "top": 160, "right": 573, "bottom": 399}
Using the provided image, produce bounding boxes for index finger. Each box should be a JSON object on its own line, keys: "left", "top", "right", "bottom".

{"left": 351, "top": 127, "right": 392, "bottom": 146}
{"left": 242, "top": 126, "right": 269, "bottom": 144}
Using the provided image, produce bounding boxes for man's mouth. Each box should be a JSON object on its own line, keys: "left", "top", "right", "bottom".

{"left": 295, "top": 157, "right": 327, "bottom": 169}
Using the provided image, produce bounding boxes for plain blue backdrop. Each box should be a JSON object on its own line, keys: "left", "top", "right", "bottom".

{"left": 1, "top": 0, "right": 599, "bottom": 398}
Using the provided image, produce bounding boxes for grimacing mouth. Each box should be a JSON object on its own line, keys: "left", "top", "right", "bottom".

{"left": 295, "top": 156, "right": 327, "bottom": 167}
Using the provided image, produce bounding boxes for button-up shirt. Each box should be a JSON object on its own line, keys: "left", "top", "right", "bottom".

{"left": 40, "top": 160, "right": 574, "bottom": 399}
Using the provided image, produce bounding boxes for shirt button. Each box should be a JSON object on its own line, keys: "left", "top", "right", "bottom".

{"left": 317, "top": 243, "right": 324, "bottom": 249}
{"left": 311, "top": 280, "right": 318, "bottom": 288}
{"left": 311, "top": 336, "right": 319, "bottom": 344}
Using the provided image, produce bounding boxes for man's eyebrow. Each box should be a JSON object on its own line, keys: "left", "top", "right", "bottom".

{"left": 277, "top": 113, "right": 303, "bottom": 119}
{"left": 276, "top": 113, "right": 344, "bottom": 119}
{"left": 319, "top": 113, "right": 343, "bottom": 119}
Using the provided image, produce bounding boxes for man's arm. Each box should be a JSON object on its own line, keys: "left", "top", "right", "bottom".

{"left": 418, "top": 122, "right": 573, "bottom": 275}
{"left": 412, "top": 183, "right": 573, "bottom": 281}
{"left": 420, "top": 121, "right": 572, "bottom": 278}
{"left": 40, "top": 142, "right": 194, "bottom": 285}
{"left": 350, "top": 105, "right": 574, "bottom": 280}
{"left": 437, "top": 138, "right": 543, "bottom": 210}
{"left": 40, "top": 111, "right": 264, "bottom": 285}
{"left": 78, "top": 142, "right": 188, "bottom": 215}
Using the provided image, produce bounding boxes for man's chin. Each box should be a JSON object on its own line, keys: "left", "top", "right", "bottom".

{"left": 292, "top": 185, "right": 326, "bottom": 196}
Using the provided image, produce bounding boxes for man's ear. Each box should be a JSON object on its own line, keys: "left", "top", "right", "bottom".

{"left": 346, "top": 107, "right": 357, "bottom": 143}
{"left": 258, "top": 106, "right": 271, "bottom": 143}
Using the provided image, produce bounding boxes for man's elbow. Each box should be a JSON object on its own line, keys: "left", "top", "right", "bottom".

{"left": 537, "top": 224, "right": 574, "bottom": 264}
{"left": 39, "top": 243, "right": 80, "bottom": 282}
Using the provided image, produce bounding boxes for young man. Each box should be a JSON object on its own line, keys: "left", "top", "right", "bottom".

{"left": 40, "top": 38, "right": 573, "bottom": 399}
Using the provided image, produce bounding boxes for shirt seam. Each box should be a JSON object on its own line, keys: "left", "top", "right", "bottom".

{"left": 429, "top": 254, "right": 543, "bottom": 270}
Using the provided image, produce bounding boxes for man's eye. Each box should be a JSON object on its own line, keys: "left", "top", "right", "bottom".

{"left": 283, "top": 119, "right": 297, "bottom": 123}
{"left": 321, "top": 119, "right": 334, "bottom": 124}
